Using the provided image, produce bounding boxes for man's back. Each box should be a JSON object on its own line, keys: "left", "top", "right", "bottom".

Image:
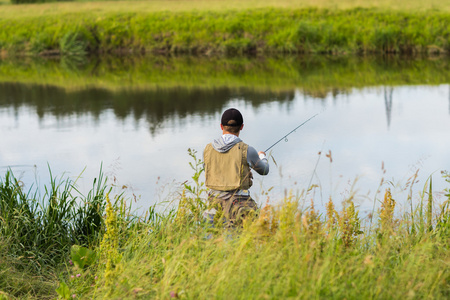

{"left": 203, "top": 108, "right": 269, "bottom": 226}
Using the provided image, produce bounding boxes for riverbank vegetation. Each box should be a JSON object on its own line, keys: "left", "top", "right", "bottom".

{"left": 1, "top": 2, "right": 449, "bottom": 56}
{"left": 1, "top": 157, "right": 449, "bottom": 299}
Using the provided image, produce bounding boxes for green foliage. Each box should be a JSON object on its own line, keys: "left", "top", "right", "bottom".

{"left": 0, "top": 238, "right": 55, "bottom": 298}
{"left": 72, "top": 176, "right": 450, "bottom": 299}
{"left": 436, "top": 171, "right": 450, "bottom": 239}
{"left": 56, "top": 244, "right": 102, "bottom": 299}
{"left": 0, "top": 8, "right": 449, "bottom": 56}
{"left": 0, "top": 167, "right": 108, "bottom": 270}
{"left": 292, "top": 21, "right": 321, "bottom": 52}
{"left": 59, "top": 31, "right": 88, "bottom": 56}
{"left": 58, "top": 161, "right": 449, "bottom": 299}
{"left": 71, "top": 170, "right": 108, "bottom": 246}
{"left": 70, "top": 245, "right": 96, "bottom": 269}
{"left": 2, "top": 164, "right": 450, "bottom": 299}
{"left": 184, "top": 149, "right": 206, "bottom": 206}
{"left": 99, "top": 193, "right": 122, "bottom": 293}
{"left": 55, "top": 281, "right": 71, "bottom": 300}
{"left": 176, "top": 149, "right": 207, "bottom": 226}
{"left": 29, "top": 32, "right": 53, "bottom": 54}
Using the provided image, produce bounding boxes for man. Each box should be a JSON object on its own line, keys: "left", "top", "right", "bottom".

{"left": 203, "top": 108, "right": 269, "bottom": 226}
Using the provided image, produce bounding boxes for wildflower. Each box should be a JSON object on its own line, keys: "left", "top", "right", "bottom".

{"left": 69, "top": 260, "right": 73, "bottom": 266}
{"left": 364, "top": 255, "right": 374, "bottom": 266}
{"left": 303, "top": 199, "right": 321, "bottom": 235}
{"left": 326, "top": 197, "right": 337, "bottom": 231}
{"left": 76, "top": 274, "right": 81, "bottom": 278}
{"left": 95, "top": 276, "right": 98, "bottom": 280}
{"left": 170, "top": 291, "right": 178, "bottom": 298}
{"left": 70, "top": 275, "right": 74, "bottom": 279}
{"left": 175, "top": 190, "right": 189, "bottom": 223}
{"left": 100, "top": 193, "right": 122, "bottom": 293}
{"left": 72, "top": 295, "right": 76, "bottom": 299}
{"left": 338, "top": 197, "right": 362, "bottom": 248}
{"left": 379, "top": 188, "right": 396, "bottom": 233}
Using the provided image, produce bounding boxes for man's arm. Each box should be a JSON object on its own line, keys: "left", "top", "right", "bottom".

{"left": 247, "top": 146, "right": 269, "bottom": 175}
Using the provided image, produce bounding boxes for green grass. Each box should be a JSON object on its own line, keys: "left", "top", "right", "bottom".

{"left": 0, "top": 6, "right": 449, "bottom": 56}
{"left": 0, "top": 240, "right": 55, "bottom": 299}
{"left": 0, "top": 167, "right": 108, "bottom": 270}
{"left": 1, "top": 155, "right": 449, "bottom": 299}
{"left": 0, "top": 167, "right": 137, "bottom": 299}
{"left": 59, "top": 163, "right": 450, "bottom": 299}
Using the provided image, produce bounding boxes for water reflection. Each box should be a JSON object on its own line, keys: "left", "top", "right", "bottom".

{"left": 1, "top": 55, "right": 449, "bottom": 92}
{"left": 384, "top": 87, "right": 393, "bottom": 128}
{"left": 0, "top": 83, "right": 297, "bottom": 135}
{"left": 3, "top": 82, "right": 447, "bottom": 133}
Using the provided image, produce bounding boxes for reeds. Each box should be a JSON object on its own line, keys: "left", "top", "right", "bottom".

{"left": 0, "top": 167, "right": 108, "bottom": 270}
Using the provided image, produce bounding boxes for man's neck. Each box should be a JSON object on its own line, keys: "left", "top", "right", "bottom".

{"left": 222, "top": 131, "right": 240, "bottom": 137}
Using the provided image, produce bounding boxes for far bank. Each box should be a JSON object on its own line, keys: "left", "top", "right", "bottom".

{"left": 0, "top": 7, "right": 449, "bottom": 56}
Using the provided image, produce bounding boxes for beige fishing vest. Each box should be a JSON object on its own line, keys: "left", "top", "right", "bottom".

{"left": 204, "top": 142, "right": 253, "bottom": 191}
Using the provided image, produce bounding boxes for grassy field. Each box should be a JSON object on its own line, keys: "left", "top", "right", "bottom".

{"left": 1, "top": 160, "right": 449, "bottom": 299}
{"left": 0, "top": 1, "right": 449, "bottom": 56}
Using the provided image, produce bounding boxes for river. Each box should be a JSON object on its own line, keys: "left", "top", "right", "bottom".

{"left": 1, "top": 55, "right": 449, "bottom": 215}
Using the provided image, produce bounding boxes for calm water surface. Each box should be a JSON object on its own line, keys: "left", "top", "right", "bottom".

{"left": 1, "top": 56, "right": 449, "bottom": 214}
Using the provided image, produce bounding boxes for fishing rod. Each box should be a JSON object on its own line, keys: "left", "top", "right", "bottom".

{"left": 264, "top": 113, "right": 319, "bottom": 153}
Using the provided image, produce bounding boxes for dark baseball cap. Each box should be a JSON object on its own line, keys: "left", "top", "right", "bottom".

{"left": 221, "top": 108, "right": 243, "bottom": 127}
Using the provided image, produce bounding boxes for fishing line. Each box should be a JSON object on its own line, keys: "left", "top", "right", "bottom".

{"left": 0, "top": 164, "right": 37, "bottom": 169}
{"left": 264, "top": 113, "right": 319, "bottom": 153}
